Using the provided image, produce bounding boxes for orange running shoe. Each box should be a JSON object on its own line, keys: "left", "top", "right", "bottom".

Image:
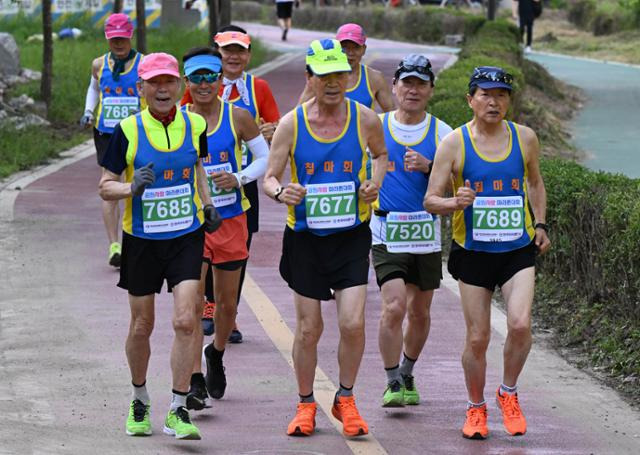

{"left": 496, "top": 388, "right": 527, "bottom": 436}
{"left": 462, "top": 404, "right": 489, "bottom": 439}
{"left": 202, "top": 301, "right": 216, "bottom": 319}
{"left": 286, "top": 402, "right": 316, "bottom": 436}
{"left": 331, "top": 396, "right": 368, "bottom": 437}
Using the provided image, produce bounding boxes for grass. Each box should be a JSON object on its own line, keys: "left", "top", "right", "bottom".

{"left": 0, "top": 13, "right": 274, "bottom": 180}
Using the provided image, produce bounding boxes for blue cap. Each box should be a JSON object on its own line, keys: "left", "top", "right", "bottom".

{"left": 184, "top": 54, "right": 222, "bottom": 77}
{"left": 468, "top": 66, "right": 513, "bottom": 91}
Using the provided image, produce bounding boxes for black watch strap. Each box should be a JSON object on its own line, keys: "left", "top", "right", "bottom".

{"left": 535, "top": 222, "right": 548, "bottom": 232}
{"left": 274, "top": 186, "right": 284, "bottom": 203}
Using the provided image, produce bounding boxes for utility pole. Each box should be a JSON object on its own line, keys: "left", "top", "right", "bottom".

{"left": 113, "top": 0, "right": 124, "bottom": 13}
{"left": 41, "top": 0, "right": 53, "bottom": 113}
{"left": 136, "top": 0, "right": 147, "bottom": 54}
{"left": 220, "top": 0, "right": 231, "bottom": 28}
{"left": 208, "top": 0, "right": 219, "bottom": 46}
{"left": 487, "top": 0, "right": 497, "bottom": 20}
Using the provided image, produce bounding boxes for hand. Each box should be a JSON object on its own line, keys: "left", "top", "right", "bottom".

{"left": 535, "top": 227, "right": 551, "bottom": 255}
{"left": 404, "top": 148, "right": 431, "bottom": 173}
{"left": 358, "top": 179, "right": 379, "bottom": 204}
{"left": 259, "top": 117, "right": 278, "bottom": 142}
{"left": 454, "top": 179, "right": 475, "bottom": 210}
{"left": 79, "top": 110, "right": 94, "bottom": 128}
{"left": 130, "top": 162, "right": 155, "bottom": 197}
{"left": 280, "top": 182, "right": 306, "bottom": 206}
{"left": 203, "top": 204, "right": 222, "bottom": 233}
{"left": 211, "top": 171, "right": 239, "bottom": 190}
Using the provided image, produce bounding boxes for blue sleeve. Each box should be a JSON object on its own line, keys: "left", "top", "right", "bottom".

{"left": 100, "top": 124, "right": 129, "bottom": 175}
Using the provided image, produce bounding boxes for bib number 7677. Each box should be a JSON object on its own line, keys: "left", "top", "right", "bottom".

{"left": 305, "top": 181, "right": 357, "bottom": 229}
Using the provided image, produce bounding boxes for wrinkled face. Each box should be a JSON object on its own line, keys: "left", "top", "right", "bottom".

{"left": 138, "top": 75, "right": 181, "bottom": 115}
{"left": 219, "top": 44, "right": 251, "bottom": 78}
{"left": 467, "top": 87, "right": 511, "bottom": 123}
{"left": 393, "top": 76, "right": 433, "bottom": 114}
{"left": 185, "top": 69, "right": 221, "bottom": 106}
{"left": 308, "top": 71, "right": 349, "bottom": 106}
{"left": 108, "top": 37, "right": 132, "bottom": 59}
{"left": 340, "top": 40, "right": 366, "bottom": 67}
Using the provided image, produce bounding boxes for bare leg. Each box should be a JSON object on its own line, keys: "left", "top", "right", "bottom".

{"left": 335, "top": 285, "right": 367, "bottom": 388}
{"left": 191, "top": 262, "right": 209, "bottom": 374}
{"left": 171, "top": 279, "right": 200, "bottom": 393}
{"left": 403, "top": 284, "right": 434, "bottom": 360}
{"left": 378, "top": 278, "right": 407, "bottom": 368}
{"left": 292, "top": 292, "right": 323, "bottom": 395}
{"left": 126, "top": 294, "right": 155, "bottom": 385}
{"left": 103, "top": 199, "right": 120, "bottom": 245}
{"left": 212, "top": 267, "right": 242, "bottom": 352}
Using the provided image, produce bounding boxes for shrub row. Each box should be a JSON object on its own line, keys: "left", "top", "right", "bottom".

{"left": 567, "top": 0, "right": 640, "bottom": 35}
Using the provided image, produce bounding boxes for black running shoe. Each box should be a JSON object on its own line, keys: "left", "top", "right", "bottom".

{"left": 186, "top": 376, "right": 209, "bottom": 411}
{"left": 204, "top": 344, "right": 227, "bottom": 399}
{"left": 228, "top": 326, "right": 243, "bottom": 344}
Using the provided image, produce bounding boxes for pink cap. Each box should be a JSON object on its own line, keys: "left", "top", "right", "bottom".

{"left": 138, "top": 53, "right": 180, "bottom": 80}
{"left": 104, "top": 13, "right": 134, "bottom": 40}
{"left": 336, "top": 23, "right": 366, "bottom": 46}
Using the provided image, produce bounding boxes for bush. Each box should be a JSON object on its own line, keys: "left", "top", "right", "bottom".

{"left": 567, "top": 0, "right": 636, "bottom": 35}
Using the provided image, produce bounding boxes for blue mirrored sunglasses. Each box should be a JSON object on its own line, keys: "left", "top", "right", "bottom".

{"left": 187, "top": 73, "right": 221, "bottom": 84}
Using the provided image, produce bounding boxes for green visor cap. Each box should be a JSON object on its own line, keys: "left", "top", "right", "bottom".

{"left": 306, "top": 39, "right": 352, "bottom": 76}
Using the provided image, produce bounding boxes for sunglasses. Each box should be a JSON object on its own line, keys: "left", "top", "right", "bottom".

{"left": 396, "top": 63, "right": 434, "bottom": 81}
{"left": 187, "top": 73, "right": 221, "bottom": 84}
{"left": 470, "top": 69, "right": 514, "bottom": 86}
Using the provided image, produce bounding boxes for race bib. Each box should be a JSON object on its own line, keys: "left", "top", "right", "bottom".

{"left": 386, "top": 211, "right": 439, "bottom": 253}
{"left": 472, "top": 196, "right": 524, "bottom": 242}
{"left": 305, "top": 181, "right": 357, "bottom": 229}
{"left": 205, "top": 162, "right": 237, "bottom": 207}
{"left": 141, "top": 183, "right": 193, "bottom": 234}
{"left": 102, "top": 96, "right": 138, "bottom": 128}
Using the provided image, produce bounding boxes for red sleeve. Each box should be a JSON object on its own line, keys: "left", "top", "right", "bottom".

{"left": 254, "top": 78, "right": 280, "bottom": 122}
{"left": 180, "top": 89, "right": 192, "bottom": 106}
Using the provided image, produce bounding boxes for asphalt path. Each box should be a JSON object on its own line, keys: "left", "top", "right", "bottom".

{"left": 1, "top": 23, "right": 639, "bottom": 455}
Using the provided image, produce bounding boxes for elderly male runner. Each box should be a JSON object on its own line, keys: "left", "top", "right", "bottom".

{"left": 425, "top": 66, "right": 551, "bottom": 439}
{"left": 81, "top": 13, "right": 142, "bottom": 267}
{"left": 264, "top": 39, "right": 388, "bottom": 438}
{"left": 372, "top": 55, "right": 452, "bottom": 408}
{"left": 179, "top": 47, "right": 269, "bottom": 409}
{"left": 299, "top": 23, "right": 394, "bottom": 112}
{"left": 182, "top": 25, "right": 280, "bottom": 343}
{"left": 99, "top": 53, "right": 221, "bottom": 440}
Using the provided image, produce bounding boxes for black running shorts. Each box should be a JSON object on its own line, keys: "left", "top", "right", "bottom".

{"left": 93, "top": 128, "right": 112, "bottom": 166}
{"left": 118, "top": 228, "right": 205, "bottom": 296}
{"left": 372, "top": 244, "right": 442, "bottom": 291}
{"left": 447, "top": 240, "right": 536, "bottom": 291}
{"left": 276, "top": 1, "right": 294, "bottom": 19}
{"left": 279, "top": 222, "right": 371, "bottom": 301}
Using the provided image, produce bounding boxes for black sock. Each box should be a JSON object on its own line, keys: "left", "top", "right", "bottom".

{"left": 191, "top": 372, "right": 205, "bottom": 385}
{"left": 299, "top": 392, "right": 315, "bottom": 403}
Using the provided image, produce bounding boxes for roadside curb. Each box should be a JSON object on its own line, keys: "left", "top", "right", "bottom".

{"left": 529, "top": 49, "right": 640, "bottom": 69}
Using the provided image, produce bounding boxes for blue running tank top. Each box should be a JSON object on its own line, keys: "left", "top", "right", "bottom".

{"left": 96, "top": 52, "right": 141, "bottom": 134}
{"left": 346, "top": 64, "right": 374, "bottom": 109}
{"left": 227, "top": 73, "right": 259, "bottom": 170}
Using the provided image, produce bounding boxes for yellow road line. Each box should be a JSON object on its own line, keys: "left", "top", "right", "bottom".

{"left": 242, "top": 273, "right": 388, "bottom": 455}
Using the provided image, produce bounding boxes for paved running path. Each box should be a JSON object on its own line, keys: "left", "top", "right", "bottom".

{"left": 1, "top": 23, "right": 639, "bottom": 455}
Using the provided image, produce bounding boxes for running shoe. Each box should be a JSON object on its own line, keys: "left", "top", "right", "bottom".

{"left": 286, "top": 402, "right": 317, "bottom": 436}
{"left": 382, "top": 380, "right": 404, "bottom": 407}
{"left": 331, "top": 395, "right": 368, "bottom": 437}
{"left": 125, "top": 399, "right": 151, "bottom": 436}
{"left": 496, "top": 388, "right": 527, "bottom": 436}
{"left": 204, "top": 344, "right": 227, "bottom": 399}
{"left": 202, "top": 301, "right": 216, "bottom": 336}
{"left": 402, "top": 374, "right": 420, "bottom": 405}
{"left": 163, "top": 406, "right": 201, "bottom": 440}
{"left": 462, "top": 404, "right": 488, "bottom": 439}
{"left": 186, "top": 375, "right": 209, "bottom": 411}
{"left": 228, "top": 323, "right": 243, "bottom": 344}
{"left": 108, "top": 242, "right": 121, "bottom": 268}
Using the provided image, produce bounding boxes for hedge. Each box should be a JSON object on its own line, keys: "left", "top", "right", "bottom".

{"left": 567, "top": 0, "right": 640, "bottom": 35}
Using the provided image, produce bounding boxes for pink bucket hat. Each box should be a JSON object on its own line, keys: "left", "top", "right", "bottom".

{"left": 138, "top": 53, "right": 180, "bottom": 80}
{"left": 336, "top": 23, "right": 366, "bottom": 46}
{"left": 104, "top": 13, "right": 134, "bottom": 40}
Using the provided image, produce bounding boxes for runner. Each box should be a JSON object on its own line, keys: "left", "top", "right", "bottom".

{"left": 98, "top": 52, "right": 221, "bottom": 440}
{"left": 181, "top": 25, "right": 281, "bottom": 343}
{"left": 298, "top": 23, "right": 394, "bottom": 112}
{"left": 371, "top": 55, "right": 452, "bottom": 408}
{"left": 424, "top": 66, "right": 551, "bottom": 439}
{"left": 178, "top": 48, "right": 269, "bottom": 409}
{"left": 264, "top": 38, "right": 388, "bottom": 437}
{"left": 80, "top": 13, "right": 142, "bottom": 268}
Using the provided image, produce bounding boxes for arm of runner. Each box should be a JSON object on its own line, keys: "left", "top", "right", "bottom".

{"left": 297, "top": 80, "right": 315, "bottom": 105}
{"left": 521, "top": 125, "right": 551, "bottom": 254}
{"left": 370, "top": 68, "right": 395, "bottom": 112}
{"left": 263, "top": 111, "right": 306, "bottom": 205}
{"left": 404, "top": 147, "right": 432, "bottom": 173}
{"left": 424, "top": 131, "right": 475, "bottom": 214}
{"left": 360, "top": 106, "right": 388, "bottom": 203}
{"left": 81, "top": 58, "right": 102, "bottom": 127}
{"left": 98, "top": 124, "right": 132, "bottom": 200}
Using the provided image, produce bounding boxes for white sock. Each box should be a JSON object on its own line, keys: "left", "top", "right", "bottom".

{"left": 170, "top": 391, "right": 187, "bottom": 411}
{"left": 500, "top": 383, "right": 518, "bottom": 395}
{"left": 132, "top": 382, "right": 150, "bottom": 405}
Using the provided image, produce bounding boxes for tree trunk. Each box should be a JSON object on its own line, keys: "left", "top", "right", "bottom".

{"left": 113, "top": 0, "right": 124, "bottom": 13}
{"left": 487, "top": 0, "right": 497, "bottom": 20}
{"left": 219, "top": 0, "right": 231, "bottom": 28}
{"left": 136, "top": 0, "right": 147, "bottom": 54}
{"left": 41, "top": 0, "right": 53, "bottom": 114}
{"left": 208, "top": 0, "right": 219, "bottom": 46}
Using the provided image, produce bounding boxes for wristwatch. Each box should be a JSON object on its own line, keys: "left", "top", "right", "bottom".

{"left": 234, "top": 172, "right": 250, "bottom": 187}
{"left": 274, "top": 186, "right": 284, "bottom": 203}
{"left": 534, "top": 222, "right": 548, "bottom": 232}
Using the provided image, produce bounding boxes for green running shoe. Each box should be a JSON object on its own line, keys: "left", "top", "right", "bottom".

{"left": 402, "top": 374, "right": 420, "bottom": 405}
{"left": 108, "top": 242, "right": 121, "bottom": 268}
{"left": 125, "top": 399, "right": 151, "bottom": 436}
{"left": 382, "top": 380, "right": 405, "bottom": 407}
{"left": 163, "top": 406, "right": 201, "bottom": 440}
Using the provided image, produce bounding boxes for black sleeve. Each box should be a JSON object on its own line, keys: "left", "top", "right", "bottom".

{"left": 100, "top": 124, "right": 129, "bottom": 175}
{"left": 198, "top": 125, "right": 208, "bottom": 159}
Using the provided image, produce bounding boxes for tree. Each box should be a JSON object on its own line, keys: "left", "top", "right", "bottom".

{"left": 113, "top": 0, "right": 124, "bottom": 13}
{"left": 207, "top": 0, "right": 219, "bottom": 46}
{"left": 136, "top": 0, "right": 147, "bottom": 54}
{"left": 41, "top": 0, "right": 53, "bottom": 113}
{"left": 219, "top": 0, "right": 231, "bottom": 28}
{"left": 487, "top": 0, "right": 497, "bottom": 20}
